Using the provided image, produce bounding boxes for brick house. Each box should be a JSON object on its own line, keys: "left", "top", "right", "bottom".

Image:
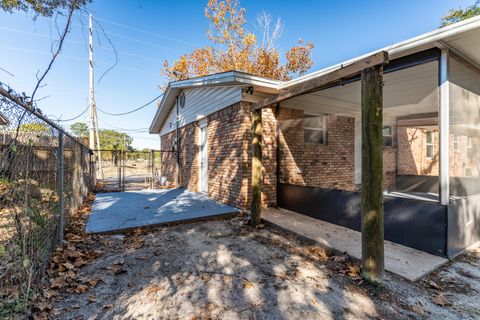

{"left": 150, "top": 17, "right": 480, "bottom": 258}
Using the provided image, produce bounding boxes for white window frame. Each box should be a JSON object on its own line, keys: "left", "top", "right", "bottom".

{"left": 467, "top": 136, "right": 473, "bottom": 159}
{"left": 304, "top": 115, "right": 327, "bottom": 145}
{"left": 453, "top": 135, "right": 461, "bottom": 153}
{"left": 426, "top": 130, "right": 434, "bottom": 160}
{"left": 382, "top": 125, "right": 393, "bottom": 147}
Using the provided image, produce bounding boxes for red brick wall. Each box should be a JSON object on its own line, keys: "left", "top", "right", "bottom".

{"left": 277, "top": 107, "right": 356, "bottom": 191}
{"left": 159, "top": 101, "right": 277, "bottom": 210}
{"left": 398, "top": 127, "right": 439, "bottom": 176}
{"left": 450, "top": 135, "right": 479, "bottom": 177}
{"left": 206, "top": 102, "right": 252, "bottom": 209}
{"left": 383, "top": 147, "right": 397, "bottom": 190}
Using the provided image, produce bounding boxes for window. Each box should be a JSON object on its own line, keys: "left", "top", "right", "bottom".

{"left": 465, "top": 168, "right": 472, "bottom": 177}
{"left": 304, "top": 115, "right": 326, "bottom": 144}
{"left": 382, "top": 126, "right": 393, "bottom": 147}
{"left": 425, "top": 131, "right": 434, "bottom": 159}
{"left": 453, "top": 135, "right": 461, "bottom": 153}
{"left": 467, "top": 137, "right": 473, "bottom": 159}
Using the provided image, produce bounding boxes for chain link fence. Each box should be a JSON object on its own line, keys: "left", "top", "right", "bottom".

{"left": 94, "top": 150, "right": 169, "bottom": 191}
{"left": 0, "top": 95, "right": 93, "bottom": 316}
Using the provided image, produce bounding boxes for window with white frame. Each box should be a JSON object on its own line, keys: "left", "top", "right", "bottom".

{"left": 453, "top": 135, "right": 461, "bottom": 153}
{"left": 425, "top": 130, "right": 434, "bottom": 159}
{"left": 304, "top": 115, "right": 326, "bottom": 145}
{"left": 467, "top": 136, "right": 473, "bottom": 159}
{"left": 382, "top": 126, "right": 393, "bottom": 147}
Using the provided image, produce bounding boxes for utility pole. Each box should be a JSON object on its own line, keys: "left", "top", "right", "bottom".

{"left": 88, "top": 14, "right": 95, "bottom": 151}
{"left": 94, "top": 110, "right": 103, "bottom": 179}
{"left": 89, "top": 14, "right": 103, "bottom": 179}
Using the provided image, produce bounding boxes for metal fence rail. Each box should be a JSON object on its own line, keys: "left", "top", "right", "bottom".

{"left": 0, "top": 93, "right": 93, "bottom": 316}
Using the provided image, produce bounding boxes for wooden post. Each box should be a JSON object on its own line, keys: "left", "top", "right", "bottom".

{"left": 250, "top": 109, "right": 262, "bottom": 226}
{"left": 57, "top": 132, "right": 65, "bottom": 243}
{"left": 361, "top": 65, "right": 384, "bottom": 282}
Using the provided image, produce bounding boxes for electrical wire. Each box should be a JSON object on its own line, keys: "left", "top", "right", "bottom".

{"left": 98, "top": 120, "right": 150, "bottom": 132}
{"left": 97, "top": 93, "right": 163, "bottom": 116}
{"left": 54, "top": 105, "right": 89, "bottom": 122}
{"left": 92, "top": 16, "right": 201, "bottom": 47}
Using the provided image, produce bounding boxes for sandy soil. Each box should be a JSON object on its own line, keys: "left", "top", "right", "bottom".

{"left": 32, "top": 206, "right": 480, "bottom": 320}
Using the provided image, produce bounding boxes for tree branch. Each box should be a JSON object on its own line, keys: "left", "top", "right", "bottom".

{"left": 30, "top": 0, "right": 77, "bottom": 102}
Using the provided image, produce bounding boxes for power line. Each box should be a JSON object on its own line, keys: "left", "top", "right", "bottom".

{"left": 103, "top": 30, "right": 184, "bottom": 54}
{"left": 97, "top": 119, "right": 149, "bottom": 132}
{"left": 97, "top": 93, "right": 163, "bottom": 116}
{"left": 0, "top": 45, "right": 158, "bottom": 76}
{"left": 92, "top": 16, "right": 201, "bottom": 48}
{"left": 0, "top": 25, "right": 163, "bottom": 64}
{"left": 54, "top": 105, "right": 89, "bottom": 122}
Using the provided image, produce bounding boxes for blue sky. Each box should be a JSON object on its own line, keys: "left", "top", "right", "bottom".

{"left": 0, "top": 0, "right": 473, "bottom": 148}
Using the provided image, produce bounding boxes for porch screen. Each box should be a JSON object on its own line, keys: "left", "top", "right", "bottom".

{"left": 449, "top": 56, "right": 480, "bottom": 196}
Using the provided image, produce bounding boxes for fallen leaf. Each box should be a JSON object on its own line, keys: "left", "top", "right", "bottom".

{"left": 333, "top": 255, "right": 347, "bottom": 263}
{"left": 74, "top": 284, "right": 88, "bottom": 294}
{"left": 147, "top": 285, "right": 163, "bottom": 294}
{"left": 243, "top": 281, "right": 254, "bottom": 289}
{"left": 428, "top": 280, "right": 441, "bottom": 290}
{"left": 87, "top": 278, "right": 100, "bottom": 287}
{"left": 63, "top": 262, "right": 75, "bottom": 270}
{"left": 411, "top": 305, "right": 426, "bottom": 316}
{"left": 431, "top": 293, "right": 449, "bottom": 306}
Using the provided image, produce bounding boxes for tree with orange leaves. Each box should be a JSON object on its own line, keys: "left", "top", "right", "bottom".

{"left": 162, "top": 0, "right": 314, "bottom": 84}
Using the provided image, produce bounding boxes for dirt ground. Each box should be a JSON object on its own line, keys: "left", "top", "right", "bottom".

{"left": 32, "top": 194, "right": 480, "bottom": 320}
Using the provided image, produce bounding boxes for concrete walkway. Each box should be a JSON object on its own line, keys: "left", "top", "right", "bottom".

{"left": 263, "top": 208, "right": 448, "bottom": 282}
{"left": 86, "top": 188, "right": 240, "bottom": 233}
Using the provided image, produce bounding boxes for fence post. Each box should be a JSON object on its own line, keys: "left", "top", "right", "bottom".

{"left": 80, "top": 146, "right": 85, "bottom": 198}
{"left": 57, "top": 132, "right": 65, "bottom": 243}
{"left": 150, "top": 149, "right": 154, "bottom": 189}
{"left": 117, "top": 150, "right": 122, "bottom": 191}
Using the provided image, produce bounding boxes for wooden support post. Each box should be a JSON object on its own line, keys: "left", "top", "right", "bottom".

{"left": 57, "top": 132, "right": 65, "bottom": 243}
{"left": 361, "top": 65, "right": 384, "bottom": 282}
{"left": 250, "top": 109, "right": 262, "bottom": 226}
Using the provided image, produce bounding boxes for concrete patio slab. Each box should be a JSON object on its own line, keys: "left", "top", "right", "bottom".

{"left": 263, "top": 207, "right": 448, "bottom": 282}
{"left": 86, "top": 188, "right": 240, "bottom": 233}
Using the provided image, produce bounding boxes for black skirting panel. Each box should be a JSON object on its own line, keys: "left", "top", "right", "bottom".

{"left": 277, "top": 183, "right": 448, "bottom": 257}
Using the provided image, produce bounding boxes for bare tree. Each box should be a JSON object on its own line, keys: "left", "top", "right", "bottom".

{"left": 256, "top": 10, "right": 284, "bottom": 51}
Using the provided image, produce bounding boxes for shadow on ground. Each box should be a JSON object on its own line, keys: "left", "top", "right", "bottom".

{"left": 43, "top": 213, "right": 480, "bottom": 320}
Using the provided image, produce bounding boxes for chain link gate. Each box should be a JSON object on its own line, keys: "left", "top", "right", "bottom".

{"left": 93, "top": 149, "right": 163, "bottom": 191}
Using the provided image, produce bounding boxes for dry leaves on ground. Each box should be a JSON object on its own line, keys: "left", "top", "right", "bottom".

{"left": 33, "top": 193, "right": 102, "bottom": 319}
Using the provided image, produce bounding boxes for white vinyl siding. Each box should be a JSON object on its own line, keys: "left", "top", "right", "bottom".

{"left": 159, "top": 86, "right": 242, "bottom": 136}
